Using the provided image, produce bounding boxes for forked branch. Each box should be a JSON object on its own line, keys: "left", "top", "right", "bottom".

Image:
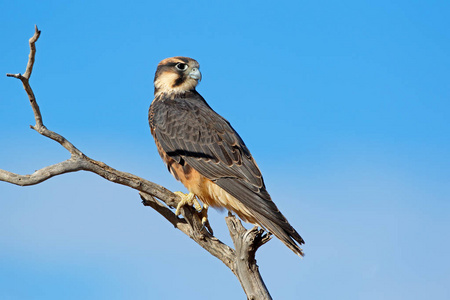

{"left": 1, "top": 26, "right": 272, "bottom": 299}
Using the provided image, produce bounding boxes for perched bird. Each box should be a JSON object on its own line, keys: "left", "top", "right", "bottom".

{"left": 148, "top": 56, "right": 304, "bottom": 256}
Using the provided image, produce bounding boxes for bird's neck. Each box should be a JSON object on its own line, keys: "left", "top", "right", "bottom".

{"left": 154, "top": 89, "right": 197, "bottom": 99}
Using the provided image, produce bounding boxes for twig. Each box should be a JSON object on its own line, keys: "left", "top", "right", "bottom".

{"left": 7, "top": 26, "right": 44, "bottom": 131}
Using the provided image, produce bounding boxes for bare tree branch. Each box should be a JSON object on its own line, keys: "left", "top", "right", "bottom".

{"left": 140, "top": 192, "right": 236, "bottom": 269}
{"left": 0, "top": 158, "right": 84, "bottom": 185}
{"left": 227, "top": 215, "right": 273, "bottom": 300}
{"left": 1, "top": 26, "right": 273, "bottom": 299}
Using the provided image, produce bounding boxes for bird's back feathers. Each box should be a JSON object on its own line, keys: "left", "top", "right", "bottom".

{"left": 149, "top": 91, "right": 304, "bottom": 256}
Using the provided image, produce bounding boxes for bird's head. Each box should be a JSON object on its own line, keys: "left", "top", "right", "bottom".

{"left": 154, "top": 56, "right": 201, "bottom": 96}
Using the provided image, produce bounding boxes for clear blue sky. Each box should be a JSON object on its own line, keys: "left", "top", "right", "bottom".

{"left": 1, "top": 1, "right": 449, "bottom": 299}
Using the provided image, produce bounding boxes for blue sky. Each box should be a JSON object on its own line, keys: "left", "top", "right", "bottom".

{"left": 1, "top": 1, "right": 449, "bottom": 299}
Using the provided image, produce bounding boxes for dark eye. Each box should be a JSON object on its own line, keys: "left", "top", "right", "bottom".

{"left": 175, "top": 63, "right": 188, "bottom": 71}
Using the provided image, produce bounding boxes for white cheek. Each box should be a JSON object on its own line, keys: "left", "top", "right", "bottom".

{"left": 154, "top": 72, "right": 179, "bottom": 91}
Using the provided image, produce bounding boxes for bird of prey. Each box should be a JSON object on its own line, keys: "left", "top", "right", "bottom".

{"left": 148, "top": 57, "right": 304, "bottom": 256}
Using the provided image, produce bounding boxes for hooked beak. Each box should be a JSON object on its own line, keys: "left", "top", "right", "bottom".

{"left": 189, "top": 68, "right": 202, "bottom": 81}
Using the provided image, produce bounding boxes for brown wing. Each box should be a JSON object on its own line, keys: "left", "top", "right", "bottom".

{"left": 150, "top": 91, "right": 304, "bottom": 255}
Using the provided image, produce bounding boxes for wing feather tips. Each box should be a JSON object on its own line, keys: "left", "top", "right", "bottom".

{"left": 258, "top": 211, "right": 305, "bottom": 256}
{"left": 251, "top": 210, "right": 305, "bottom": 257}
{"left": 214, "top": 177, "right": 304, "bottom": 256}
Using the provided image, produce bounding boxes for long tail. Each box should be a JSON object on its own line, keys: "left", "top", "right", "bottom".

{"left": 251, "top": 208, "right": 305, "bottom": 257}
{"left": 214, "top": 178, "right": 305, "bottom": 256}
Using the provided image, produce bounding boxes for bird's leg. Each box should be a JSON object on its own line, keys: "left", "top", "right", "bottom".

{"left": 200, "top": 204, "right": 209, "bottom": 226}
{"left": 174, "top": 191, "right": 202, "bottom": 215}
{"left": 174, "top": 192, "right": 214, "bottom": 234}
{"left": 200, "top": 204, "right": 214, "bottom": 234}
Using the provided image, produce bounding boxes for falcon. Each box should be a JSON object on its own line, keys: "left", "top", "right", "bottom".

{"left": 148, "top": 57, "right": 305, "bottom": 256}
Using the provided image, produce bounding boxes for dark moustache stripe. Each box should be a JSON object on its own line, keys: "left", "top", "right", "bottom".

{"left": 172, "top": 75, "right": 186, "bottom": 87}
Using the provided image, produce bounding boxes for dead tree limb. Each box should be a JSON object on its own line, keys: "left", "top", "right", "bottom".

{"left": 1, "top": 26, "right": 273, "bottom": 299}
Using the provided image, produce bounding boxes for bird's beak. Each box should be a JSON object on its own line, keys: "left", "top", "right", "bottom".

{"left": 189, "top": 68, "right": 202, "bottom": 81}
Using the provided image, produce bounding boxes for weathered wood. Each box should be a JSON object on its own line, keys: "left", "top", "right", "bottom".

{"left": 226, "top": 214, "right": 273, "bottom": 300}
{"left": 1, "top": 26, "right": 274, "bottom": 299}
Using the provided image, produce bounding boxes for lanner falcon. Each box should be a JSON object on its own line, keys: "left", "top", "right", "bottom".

{"left": 148, "top": 57, "right": 304, "bottom": 256}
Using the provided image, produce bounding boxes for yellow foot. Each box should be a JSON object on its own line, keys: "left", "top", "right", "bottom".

{"left": 174, "top": 192, "right": 213, "bottom": 234}
{"left": 174, "top": 191, "right": 202, "bottom": 216}
{"left": 200, "top": 204, "right": 209, "bottom": 226}
{"left": 200, "top": 204, "right": 214, "bottom": 234}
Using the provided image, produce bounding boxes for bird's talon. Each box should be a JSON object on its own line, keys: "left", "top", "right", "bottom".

{"left": 200, "top": 204, "right": 209, "bottom": 224}
{"left": 201, "top": 219, "right": 214, "bottom": 235}
{"left": 174, "top": 191, "right": 202, "bottom": 215}
{"left": 199, "top": 204, "right": 212, "bottom": 234}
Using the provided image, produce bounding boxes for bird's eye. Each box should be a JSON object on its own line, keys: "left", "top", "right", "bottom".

{"left": 175, "top": 63, "right": 188, "bottom": 71}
